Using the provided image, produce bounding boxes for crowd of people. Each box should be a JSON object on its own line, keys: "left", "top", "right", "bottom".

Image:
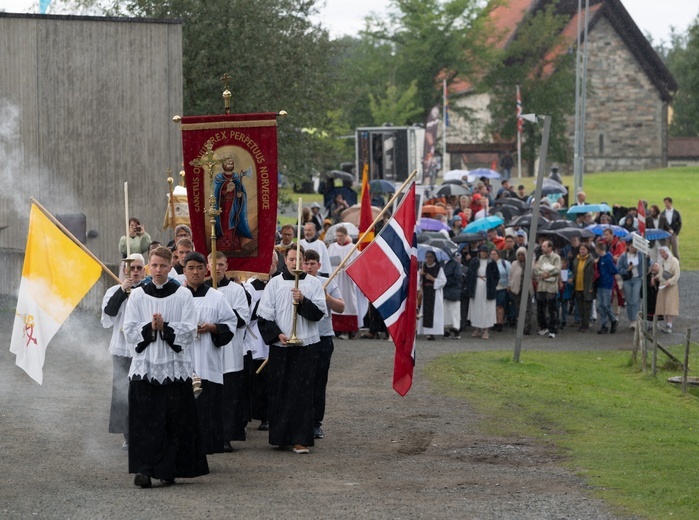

{"left": 412, "top": 181, "right": 682, "bottom": 341}
{"left": 106, "top": 180, "right": 682, "bottom": 488}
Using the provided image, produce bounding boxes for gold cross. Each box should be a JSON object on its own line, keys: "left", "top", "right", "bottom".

{"left": 190, "top": 142, "right": 223, "bottom": 178}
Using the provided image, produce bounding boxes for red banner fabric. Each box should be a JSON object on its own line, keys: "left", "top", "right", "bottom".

{"left": 180, "top": 113, "right": 278, "bottom": 279}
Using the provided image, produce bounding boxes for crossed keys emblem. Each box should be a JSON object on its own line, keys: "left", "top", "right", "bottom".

{"left": 16, "top": 312, "right": 38, "bottom": 347}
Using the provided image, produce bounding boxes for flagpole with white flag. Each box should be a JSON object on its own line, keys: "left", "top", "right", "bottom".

{"left": 442, "top": 79, "right": 448, "bottom": 179}
{"left": 516, "top": 84, "right": 523, "bottom": 179}
{"left": 10, "top": 200, "right": 107, "bottom": 384}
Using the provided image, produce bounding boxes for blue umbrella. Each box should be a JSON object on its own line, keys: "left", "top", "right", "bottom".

{"left": 418, "top": 217, "right": 450, "bottom": 232}
{"left": 464, "top": 215, "right": 504, "bottom": 233}
{"left": 369, "top": 179, "right": 395, "bottom": 194}
{"left": 643, "top": 228, "right": 671, "bottom": 241}
{"left": 567, "top": 203, "right": 612, "bottom": 214}
{"left": 586, "top": 224, "right": 628, "bottom": 237}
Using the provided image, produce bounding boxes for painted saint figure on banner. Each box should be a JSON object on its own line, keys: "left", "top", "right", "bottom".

{"left": 213, "top": 154, "right": 253, "bottom": 251}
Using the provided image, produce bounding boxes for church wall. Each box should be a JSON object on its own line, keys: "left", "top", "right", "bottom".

{"left": 0, "top": 14, "right": 183, "bottom": 308}
{"left": 571, "top": 16, "right": 667, "bottom": 173}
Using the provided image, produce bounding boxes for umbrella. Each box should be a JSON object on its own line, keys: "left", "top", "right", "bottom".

{"left": 507, "top": 214, "right": 550, "bottom": 228}
{"left": 421, "top": 237, "right": 457, "bottom": 253}
{"left": 327, "top": 170, "right": 355, "bottom": 182}
{"left": 494, "top": 198, "right": 529, "bottom": 211}
{"left": 567, "top": 203, "right": 612, "bottom": 215}
{"left": 464, "top": 215, "right": 504, "bottom": 233}
{"left": 417, "top": 231, "right": 450, "bottom": 243}
{"left": 467, "top": 168, "right": 501, "bottom": 182}
{"left": 421, "top": 204, "right": 447, "bottom": 217}
{"left": 586, "top": 224, "right": 628, "bottom": 237}
{"left": 435, "top": 184, "right": 470, "bottom": 197}
{"left": 417, "top": 244, "right": 451, "bottom": 263}
{"left": 541, "top": 220, "right": 578, "bottom": 231}
{"left": 418, "top": 217, "right": 449, "bottom": 232}
{"left": 551, "top": 228, "right": 596, "bottom": 241}
{"left": 340, "top": 204, "right": 381, "bottom": 226}
{"left": 453, "top": 232, "right": 486, "bottom": 244}
{"left": 443, "top": 169, "right": 469, "bottom": 182}
{"left": 442, "top": 179, "right": 466, "bottom": 186}
{"left": 538, "top": 178, "right": 567, "bottom": 196}
{"left": 644, "top": 228, "right": 671, "bottom": 241}
{"left": 369, "top": 179, "right": 395, "bottom": 194}
{"left": 490, "top": 205, "right": 525, "bottom": 222}
{"left": 324, "top": 222, "right": 360, "bottom": 244}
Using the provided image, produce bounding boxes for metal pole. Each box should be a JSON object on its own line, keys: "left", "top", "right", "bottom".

{"left": 579, "top": 0, "right": 590, "bottom": 181}
{"left": 514, "top": 115, "right": 551, "bottom": 363}
{"left": 573, "top": 0, "right": 582, "bottom": 195}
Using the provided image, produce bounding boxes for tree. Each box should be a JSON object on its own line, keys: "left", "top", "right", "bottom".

{"left": 657, "top": 17, "right": 699, "bottom": 137}
{"left": 363, "top": 0, "right": 492, "bottom": 122}
{"left": 482, "top": 3, "right": 575, "bottom": 176}
{"left": 57, "top": 0, "right": 339, "bottom": 182}
{"left": 368, "top": 81, "right": 423, "bottom": 126}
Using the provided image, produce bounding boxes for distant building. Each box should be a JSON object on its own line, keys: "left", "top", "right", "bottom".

{"left": 668, "top": 137, "right": 699, "bottom": 168}
{"left": 446, "top": 0, "right": 677, "bottom": 175}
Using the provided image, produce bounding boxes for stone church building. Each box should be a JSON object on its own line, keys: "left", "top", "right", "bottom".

{"left": 446, "top": 0, "right": 677, "bottom": 174}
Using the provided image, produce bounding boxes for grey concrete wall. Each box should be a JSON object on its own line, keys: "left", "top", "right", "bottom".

{"left": 0, "top": 13, "right": 183, "bottom": 306}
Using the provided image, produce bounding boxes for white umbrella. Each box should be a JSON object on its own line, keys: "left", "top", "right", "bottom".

{"left": 443, "top": 169, "right": 469, "bottom": 182}
{"left": 324, "top": 222, "right": 360, "bottom": 245}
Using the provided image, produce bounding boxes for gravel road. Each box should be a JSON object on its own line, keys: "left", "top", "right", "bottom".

{"left": 2, "top": 273, "right": 697, "bottom": 519}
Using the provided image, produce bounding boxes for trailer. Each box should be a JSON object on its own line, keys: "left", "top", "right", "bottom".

{"left": 355, "top": 126, "right": 425, "bottom": 184}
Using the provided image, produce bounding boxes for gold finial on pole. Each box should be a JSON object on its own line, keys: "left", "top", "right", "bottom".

{"left": 221, "top": 73, "right": 232, "bottom": 115}
{"left": 190, "top": 142, "right": 224, "bottom": 288}
{"left": 179, "top": 167, "right": 186, "bottom": 187}
{"left": 166, "top": 168, "right": 176, "bottom": 231}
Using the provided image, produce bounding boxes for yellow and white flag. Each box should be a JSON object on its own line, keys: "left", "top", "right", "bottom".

{"left": 10, "top": 204, "right": 102, "bottom": 384}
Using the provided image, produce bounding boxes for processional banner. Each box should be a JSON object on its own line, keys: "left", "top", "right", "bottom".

{"left": 180, "top": 112, "right": 279, "bottom": 279}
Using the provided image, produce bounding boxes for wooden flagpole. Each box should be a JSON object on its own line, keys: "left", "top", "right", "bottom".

{"left": 322, "top": 169, "right": 417, "bottom": 289}
{"left": 30, "top": 197, "right": 121, "bottom": 284}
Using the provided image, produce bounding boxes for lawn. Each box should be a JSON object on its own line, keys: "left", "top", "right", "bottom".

{"left": 426, "top": 350, "right": 699, "bottom": 519}
{"left": 495, "top": 166, "right": 699, "bottom": 269}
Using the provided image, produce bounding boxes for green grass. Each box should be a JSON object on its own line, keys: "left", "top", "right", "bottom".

{"left": 426, "top": 350, "right": 699, "bottom": 519}
{"left": 514, "top": 166, "right": 699, "bottom": 269}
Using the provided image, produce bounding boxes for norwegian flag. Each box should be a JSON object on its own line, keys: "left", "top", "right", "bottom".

{"left": 516, "top": 84, "right": 523, "bottom": 135}
{"left": 637, "top": 200, "right": 646, "bottom": 237}
{"left": 346, "top": 184, "right": 418, "bottom": 396}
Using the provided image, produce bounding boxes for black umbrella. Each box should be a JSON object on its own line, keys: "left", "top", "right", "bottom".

{"left": 369, "top": 179, "right": 395, "bottom": 193}
{"left": 452, "top": 232, "right": 486, "bottom": 244}
{"left": 539, "top": 205, "right": 566, "bottom": 220}
{"left": 442, "top": 179, "right": 466, "bottom": 186}
{"left": 493, "top": 198, "right": 529, "bottom": 211}
{"left": 507, "top": 214, "right": 550, "bottom": 228}
{"left": 552, "top": 228, "right": 596, "bottom": 241}
{"left": 436, "top": 184, "right": 471, "bottom": 197}
{"left": 536, "top": 178, "right": 568, "bottom": 196}
{"left": 491, "top": 205, "right": 530, "bottom": 222}
{"left": 328, "top": 170, "right": 355, "bottom": 182}
{"left": 417, "top": 231, "right": 449, "bottom": 244}
{"left": 420, "top": 236, "right": 458, "bottom": 255}
{"left": 541, "top": 220, "right": 577, "bottom": 231}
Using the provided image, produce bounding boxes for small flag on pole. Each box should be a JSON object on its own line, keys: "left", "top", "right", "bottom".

{"left": 516, "top": 85, "right": 523, "bottom": 135}
{"left": 637, "top": 200, "right": 646, "bottom": 237}
{"left": 346, "top": 184, "right": 418, "bottom": 396}
{"left": 10, "top": 204, "right": 102, "bottom": 384}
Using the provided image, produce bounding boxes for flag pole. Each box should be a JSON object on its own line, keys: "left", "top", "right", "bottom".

{"left": 29, "top": 197, "right": 121, "bottom": 284}
{"left": 323, "top": 169, "right": 417, "bottom": 289}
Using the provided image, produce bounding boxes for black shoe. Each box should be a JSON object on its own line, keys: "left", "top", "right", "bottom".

{"left": 134, "top": 473, "right": 152, "bottom": 488}
{"left": 610, "top": 320, "right": 618, "bottom": 334}
{"left": 426, "top": 335, "right": 435, "bottom": 341}
{"left": 160, "top": 478, "right": 176, "bottom": 486}
{"left": 597, "top": 326, "right": 609, "bottom": 334}
{"left": 223, "top": 441, "right": 234, "bottom": 452}
{"left": 443, "top": 330, "right": 450, "bottom": 338}
{"left": 314, "top": 426, "right": 324, "bottom": 439}
{"left": 523, "top": 329, "right": 530, "bottom": 336}
{"left": 258, "top": 421, "right": 269, "bottom": 431}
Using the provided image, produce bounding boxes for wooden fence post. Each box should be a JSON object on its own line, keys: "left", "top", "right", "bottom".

{"left": 651, "top": 316, "right": 658, "bottom": 377}
{"left": 682, "top": 329, "right": 692, "bottom": 394}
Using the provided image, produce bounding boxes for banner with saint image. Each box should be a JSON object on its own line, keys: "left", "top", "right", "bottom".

{"left": 180, "top": 112, "right": 279, "bottom": 278}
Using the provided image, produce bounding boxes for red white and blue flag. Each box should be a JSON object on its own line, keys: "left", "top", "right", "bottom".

{"left": 516, "top": 84, "right": 523, "bottom": 135}
{"left": 346, "top": 184, "right": 418, "bottom": 396}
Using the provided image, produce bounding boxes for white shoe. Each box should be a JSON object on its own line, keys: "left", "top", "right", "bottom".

{"left": 548, "top": 332, "right": 556, "bottom": 339}
{"left": 338, "top": 333, "right": 349, "bottom": 340}
{"left": 537, "top": 329, "right": 549, "bottom": 336}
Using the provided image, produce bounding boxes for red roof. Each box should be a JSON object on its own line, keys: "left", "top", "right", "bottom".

{"left": 668, "top": 138, "right": 699, "bottom": 159}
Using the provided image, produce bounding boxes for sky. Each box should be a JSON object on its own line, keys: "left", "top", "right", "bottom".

{"left": 0, "top": 0, "right": 696, "bottom": 44}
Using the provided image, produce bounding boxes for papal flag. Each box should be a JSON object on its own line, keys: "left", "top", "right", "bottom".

{"left": 10, "top": 204, "right": 102, "bottom": 384}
